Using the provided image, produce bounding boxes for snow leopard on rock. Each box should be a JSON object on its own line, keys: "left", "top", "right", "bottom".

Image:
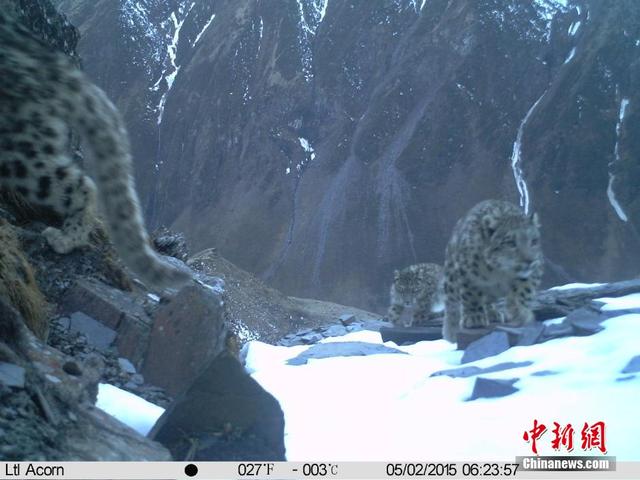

{"left": 387, "top": 263, "right": 444, "bottom": 327}
{"left": 0, "top": 10, "right": 191, "bottom": 290}
{"left": 442, "top": 200, "right": 542, "bottom": 343}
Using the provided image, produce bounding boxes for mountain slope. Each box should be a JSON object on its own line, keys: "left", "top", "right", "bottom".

{"left": 58, "top": 0, "right": 640, "bottom": 312}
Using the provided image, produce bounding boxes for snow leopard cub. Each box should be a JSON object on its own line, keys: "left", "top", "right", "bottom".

{"left": 0, "top": 10, "right": 191, "bottom": 289}
{"left": 442, "top": 200, "right": 542, "bottom": 343}
{"left": 387, "top": 263, "right": 444, "bottom": 327}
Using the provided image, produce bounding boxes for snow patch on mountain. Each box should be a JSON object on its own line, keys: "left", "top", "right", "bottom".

{"left": 150, "top": 1, "right": 195, "bottom": 125}
{"left": 511, "top": 91, "right": 547, "bottom": 214}
{"left": 568, "top": 20, "right": 581, "bottom": 36}
{"left": 119, "top": 0, "right": 165, "bottom": 75}
{"left": 607, "top": 97, "right": 630, "bottom": 222}
{"left": 193, "top": 12, "right": 215, "bottom": 46}
{"left": 295, "top": 0, "right": 329, "bottom": 81}
{"left": 487, "top": 0, "right": 571, "bottom": 42}
{"left": 563, "top": 46, "right": 577, "bottom": 64}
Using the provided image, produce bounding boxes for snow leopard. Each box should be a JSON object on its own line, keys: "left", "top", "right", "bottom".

{"left": 0, "top": 10, "right": 191, "bottom": 289}
{"left": 442, "top": 200, "right": 542, "bottom": 343}
{"left": 387, "top": 263, "right": 444, "bottom": 327}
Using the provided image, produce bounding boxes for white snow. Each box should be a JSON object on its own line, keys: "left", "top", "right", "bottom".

{"left": 96, "top": 383, "right": 164, "bottom": 436}
{"left": 294, "top": 0, "right": 329, "bottom": 81}
{"left": 95, "top": 289, "right": 640, "bottom": 462}
{"left": 510, "top": 91, "right": 546, "bottom": 214}
{"left": 607, "top": 98, "right": 630, "bottom": 222}
{"left": 563, "top": 47, "right": 576, "bottom": 64}
{"left": 193, "top": 13, "right": 215, "bottom": 46}
{"left": 568, "top": 21, "right": 581, "bottom": 36}
{"left": 531, "top": 0, "right": 571, "bottom": 41}
{"left": 245, "top": 296, "right": 640, "bottom": 460}
{"left": 299, "top": 137, "right": 314, "bottom": 153}
{"left": 597, "top": 293, "right": 640, "bottom": 311}
{"left": 152, "top": 2, "right": 196, "bottom": 125}
{"left": 550, "top": 282, "right": 605, "bottom": 291}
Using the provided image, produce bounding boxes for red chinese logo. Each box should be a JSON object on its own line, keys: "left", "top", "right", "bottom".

{"left": 523, "top": 420, "right": 606, "bottom": 455}
{"left": 581, "top": 421, "right": 607, "bottom": 454}
{"left": 551, "top": 422, "right": 574, "bottom": 452}
{"left": 522, "top": 419, "right": 547, "bottom": 455}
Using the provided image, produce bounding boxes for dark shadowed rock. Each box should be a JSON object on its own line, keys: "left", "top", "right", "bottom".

{"left": 142, "top": 284, "right": 227, "bottom": 396}
{"left": 432, "top": 361, "right": 533, "bottom": 378}
{"left": 467, "top": 378, "right": 519, "bottom": 401}
{"left": 150, "top": 353, "right": 285, "bottom": 461}
{"left": 339, "top": 314, "right": 357, "bottom": 326}
{"left": 287, "top": 341, "right": 405, "bottom": 366}
{"left": 61, "top": 279, "right": 154, "bottom": 365}
{"left": 615, "top": 375, "right": 636, "bottom": 382}
{"left": 379, "top": 326, "right": 442, "bottom": 345}
{"left": 530, "top": 370, "right": 558, "bottom": 377}
{"left": 621, "top": 355, "right": 640, "bottom": 374}
{"left": 61, "top": 279, "right": 138, "bottom": 330}
{"left": 461, "top": 331, "right": 511, "bottom": 364}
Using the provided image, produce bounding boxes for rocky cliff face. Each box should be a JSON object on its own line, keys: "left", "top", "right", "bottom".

{"left": 58, "top": 0, "right": 640, "bottom": 312}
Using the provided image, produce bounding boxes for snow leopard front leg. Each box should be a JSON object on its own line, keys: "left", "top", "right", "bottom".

{"left": 43, "top": 169, "right": 97, "bottom": 254}
{"left": 505, "top": 278, "right": 537, "bottom": 326}
{"left": 411, "top": 289, "right": 435, "bottom": 327}
{"left": 460, "top": 288, "right": 491, "bottom": 329}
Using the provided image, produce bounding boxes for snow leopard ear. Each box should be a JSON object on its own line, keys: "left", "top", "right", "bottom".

{"left": 483, "top": 215, "right": 498, "bottom": 237}
{"left": 393, "top": 269, "right": 400, "bottom": 281}
{"left": 530, "top": 212, "right": 540, "bottom": 229}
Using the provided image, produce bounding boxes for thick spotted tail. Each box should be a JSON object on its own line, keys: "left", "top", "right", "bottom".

{"left": 69, "top": 75, "right": 192, "bottom": 290}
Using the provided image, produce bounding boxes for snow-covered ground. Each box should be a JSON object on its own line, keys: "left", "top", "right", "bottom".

{"left": 97, "top": 286, "right": 640, "bottom": 461}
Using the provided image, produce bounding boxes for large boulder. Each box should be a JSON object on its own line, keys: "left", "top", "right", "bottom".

{"left": 150, "top": 353, "right": 285, "bottom": 461}
{"left": 141, "top": 284, "right": 228, "bottom": 396}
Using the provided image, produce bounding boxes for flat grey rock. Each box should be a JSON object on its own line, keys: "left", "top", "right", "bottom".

{"left": 68, "top": 311, "right": 116, "bottom": 350}
{"left": 287, "top": 342, "right": 405, "bottom": 365}
{"left": 467, "top": 377, "right": 519, "bottom": 400}
{"left": 431, "top": 361, "right": 533, "bottom": 378}
{"left": 566, "top": 308, "right": 605, "bottom": 335}
{"left": 300, "top": 333, "right": 323, "bottom": 344}
{"left": 0, "top": 362, "right": 25, "bottom": 388}
{"left": 621, "top": 355, "right": 640, "bottom": 374}
{"left": 542, "top": 322, "right": 574, "bottom": 341}
{"left": 461, "top": 331, "right": 510, "bottom": 364}
{"left": 323, "top": 324, "right": 348, "bottom": 337}
{"left": 530, "top": 370, "right": 558, "bottom": 377}
{"left": 516, "top": 323, "right": 545, "bottom": 346}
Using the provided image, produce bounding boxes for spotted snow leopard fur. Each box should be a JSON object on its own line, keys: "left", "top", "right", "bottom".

{"left": 387, "top": 263, "right": 444, "bottom": 327}
{"left": 442, "top": 200, "right": 542, "bottom": 343}
{"left": 0, "top": 10, "right": 191, "bottom": 289}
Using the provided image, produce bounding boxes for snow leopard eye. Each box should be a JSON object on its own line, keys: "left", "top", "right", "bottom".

{"left": 502, "top": 238, "right": 516, "bottom": 247}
